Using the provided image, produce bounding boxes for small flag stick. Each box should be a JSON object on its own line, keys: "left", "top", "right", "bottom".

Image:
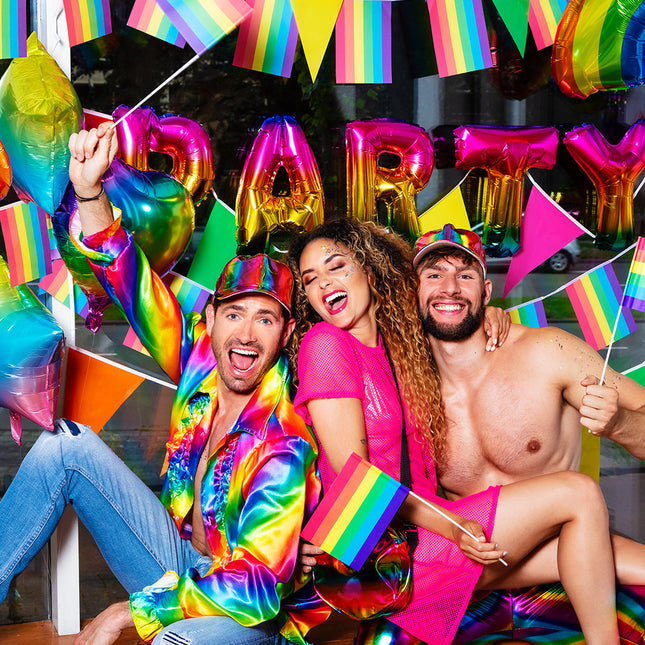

{"left": 112, "top": 53, "right": 201, "bottom": 128}
{"left": 408, "top": 491, "right": 508, "bottom": 566}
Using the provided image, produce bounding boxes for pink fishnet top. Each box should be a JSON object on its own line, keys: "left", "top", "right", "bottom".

{"left": 295, "top": 322, "right": 500, "bottom": 645}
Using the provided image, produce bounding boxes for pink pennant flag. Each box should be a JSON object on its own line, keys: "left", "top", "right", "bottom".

{"left": 503, "top": 181, "right": 591, "bottom": 297}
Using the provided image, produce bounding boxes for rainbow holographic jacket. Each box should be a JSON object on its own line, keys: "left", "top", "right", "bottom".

{"left": 80, "top": 217, "right": 324, "bottom": 644}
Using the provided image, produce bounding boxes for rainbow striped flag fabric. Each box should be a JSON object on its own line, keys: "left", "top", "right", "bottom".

{"left": 63, "top": 0, "right": 112, "bottom": 46}
{"left": 507, "top": 299, "right": 547, "bottom": 329}
{"left": 0, "top": 0, "right": 27, "bottom": 59}
{"left": 336, "top": 0, "right": 392, "bottom": 84}
{"left": 427, "top": 0, "right": 493, "bottom": 77}
{"left": 156, "top": 0, "right": 252, "bottom": 55}
{"left": 233, "top": 0, "right": 298, "bottom": 77}
{"left": 301, "top": 452, "right": 408, "bottom": 570}
{"left": 565, "top": 264, "right": 637, "bottom": 351}
{"left": 0, "top": 202, "right": 52, "bottom": 287}
{"left": 163, "top": 272, "right": 212, "bottom": 315}
{"left": 623, "top": 237, "right": 645, "bottom": 313}
{"left": 38, "top": 259, "right": 89, "bottom": 318}
{"left": 123, "top": 325, "right": 151, "bottom": 356}
{"left": 528, "top": 0, "right": 566, "bottom": 49}
{"left": 127, "top": 0, "right": 186, "bottom": 47}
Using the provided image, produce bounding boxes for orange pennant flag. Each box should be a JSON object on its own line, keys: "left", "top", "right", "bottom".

{"left": 63, "top": 347, "right": 145, "bottom": 432}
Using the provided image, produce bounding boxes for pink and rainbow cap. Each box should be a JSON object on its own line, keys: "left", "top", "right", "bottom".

{"left": 214, "top": 254, "right": 293, "bottom": 314}
{"left": 413, "top": 224, "right": 487, "bottom": 276}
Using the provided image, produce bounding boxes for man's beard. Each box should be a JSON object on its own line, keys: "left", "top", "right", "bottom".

{"left": 421, "top": 297, "right": 485, "bottom": 341}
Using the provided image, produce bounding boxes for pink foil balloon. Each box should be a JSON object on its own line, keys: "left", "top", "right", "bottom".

{"left": 112, "top": 105, "right": 214, "bottom": 206}
{"left": 564, "top": 121, "right": 645, "bottom": 250}
{"left": 0, "top": 256, "right": 64, "bottom": 443}
{"left": 454, "top": 125, "right": 559, "bottom": 257}
{"left": 346, "top": 119, "right": 433, "bottom": 239}
{"left": 235, "top": 115, "right": 324, "bottom": 251}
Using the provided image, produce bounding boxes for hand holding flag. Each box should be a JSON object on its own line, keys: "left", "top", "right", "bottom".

{"left": 302, "top": 452, "right": 507, "bottom": 571}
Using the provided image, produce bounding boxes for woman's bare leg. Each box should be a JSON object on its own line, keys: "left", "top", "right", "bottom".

{"left": 475, "top": 471, "right": 618, "bottom": 645}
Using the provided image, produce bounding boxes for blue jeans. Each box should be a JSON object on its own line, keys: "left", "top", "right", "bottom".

{"left": 0, "top": 420, "right": 287, "bottom": 644}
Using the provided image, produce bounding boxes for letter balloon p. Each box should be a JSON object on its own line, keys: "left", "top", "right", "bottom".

{"left": 346, "top": 119, "right": 434, "bottom": 239}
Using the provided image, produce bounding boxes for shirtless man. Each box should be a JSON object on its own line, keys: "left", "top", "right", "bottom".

{"left": 413, "top": 223, "right": 645, "bottom": 641}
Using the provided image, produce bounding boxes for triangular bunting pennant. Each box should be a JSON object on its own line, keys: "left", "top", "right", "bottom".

{"left": 62, "top": 347, "right": 145, "bottom": 432}
{"left": 290, "top": 0, "right": 343, "bottom": 82}
{"left": 624, "top": 361, "right": 645, "bottom": 387}
{"left": 187, "top": 199, "right": 237, "bottom": 290}
{"left": 491, "top": 0, "right": 529, "bottom": 56}
{"left": 418, "top": 184, "right": 471, "bottom": 234}
{"left": 504, "top": 182, "right": 590, "bottom": 297}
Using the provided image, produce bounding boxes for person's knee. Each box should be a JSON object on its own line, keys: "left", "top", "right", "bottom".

{"left": 560, "top": 471, "right": 607, "bottom": 521}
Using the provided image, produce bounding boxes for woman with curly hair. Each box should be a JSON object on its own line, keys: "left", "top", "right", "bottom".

{"left": 287, "top": 217, "right": 621, "bottom": 645}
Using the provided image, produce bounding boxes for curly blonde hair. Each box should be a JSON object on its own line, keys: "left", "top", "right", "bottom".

{"left": 286, "top": 218, "right": 446, "bottom": 460}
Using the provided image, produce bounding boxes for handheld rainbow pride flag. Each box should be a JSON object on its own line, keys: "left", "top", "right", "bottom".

{"left": 0, "top": 0, "right": 27, "bottom": 59}
{"left": 427, "top": 0, "right": 493, "bottom": 77}
{"left": 623, "top": 237, "right": 645, "bottom": 313}
{"left": 565, "top": 263, "right": 637, "bottom": 351}
{"left": 63, "top": 0, "right": 112, "bottom": 46}
{"left": 233, "top": 0, "right": 298, "bottom": 77}
{"left": 301, "top": 452, "right": 408, "bottom": 570}
{"left": 127, "top": 0, "right": 186, "bottom": 47}
{"left": 156, "top": 0, "right": 252, "bottom": 55}
{"left": 336, "top": 0, "right": 392, "bottom": 84}
{"left": 0, "top": 202, "right": 51, "bottom": 287}
{"left": 528, "top": 0, "right": 566, "bottom": 49}
{"left": 163, "top": 271, "right": 212, "bottom": 316}
{"left": 507, "top": 299, "right": 547, "bottom": 329}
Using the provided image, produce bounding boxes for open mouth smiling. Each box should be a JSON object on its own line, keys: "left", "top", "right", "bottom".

{"left": 229, "top": 347, "right": 259, "bottom": 373}
{"left": 433, "top": 302, "right": 466, "bottom": 314}
{"left": 323, "top": 290, "right": 348, "bottom": 314}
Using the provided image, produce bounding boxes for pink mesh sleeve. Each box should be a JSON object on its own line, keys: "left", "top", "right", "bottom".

{"left": 295, "top": 323, "right": 364, "bottom": 423}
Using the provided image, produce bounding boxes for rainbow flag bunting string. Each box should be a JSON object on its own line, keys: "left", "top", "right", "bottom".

{"left": 127, "top": 0, "right": 186, "bottom": 47}
{"left": 427, "top": 0, "right": 493, "bottom": 77}
{"left": 233, "top": 0, "right": 298, "bottom": 77}
{"left": 63, "top": 0, "right": 112, "bottom": 46}
{"left": 507, "top": 299, "right": 547, "bottom": 329}
{"left": 123, "top": 325, "right": 152, "bottom": 356}
{"left": 528, "top": 0, "right": 566, "bottom": 49}
{"left": 0, "top": 202, "right": 51, "bottom": 287}
{"left": 0, "top": 0, "right": 27, "bottom": 59}
{"left": 155, "top": 0, "right": 252, "bottom": 55}
{"left": 163, "top": 272, "right": 212, "bottom": 316}
{"left": 565, "top": 264, "right": 637, "bottom": 351}
{"left": 38, "top": 259, "right": 89, "bottom": 318}
{"left": 301, "top": 452, "right": 408, "bottom": 570}
{"left": 623, "top": 237, "right": 645, "bottom": 313}
{"left": 336, "top": 0, "right": 392, "bottom": 84}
